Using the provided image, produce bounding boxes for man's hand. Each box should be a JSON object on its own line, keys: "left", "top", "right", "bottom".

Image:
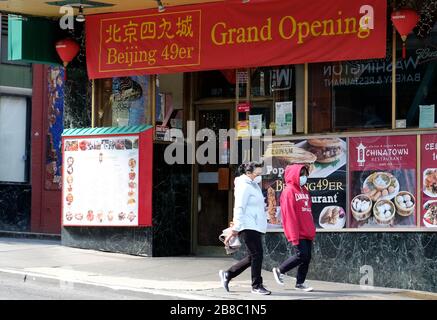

{"left": 224, "top": 230, "right": 239, "bottom": 245}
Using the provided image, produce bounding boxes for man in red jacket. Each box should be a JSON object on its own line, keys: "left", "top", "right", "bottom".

{"left": 272, "top": 164, "right": 316, "bottom": 292}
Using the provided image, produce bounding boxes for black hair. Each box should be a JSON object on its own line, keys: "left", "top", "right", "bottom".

{"left": 237, "top": 161, "right": 264, "bottom": 175}
{"left": 300, "top": 166, "right": 309, "bottom": 176}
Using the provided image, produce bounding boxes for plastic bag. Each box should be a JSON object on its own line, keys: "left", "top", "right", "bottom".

{"left": 219, "top": 227, "right": 241, "bottom": 255}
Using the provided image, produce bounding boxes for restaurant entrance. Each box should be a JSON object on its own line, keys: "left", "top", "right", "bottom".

{"left": 193, "top": 104, "right": 235, "bottom": 255}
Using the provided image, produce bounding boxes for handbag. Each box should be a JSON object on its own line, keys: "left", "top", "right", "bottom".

{"left": 219, "top": 227, "right": 241, "bottom": 255}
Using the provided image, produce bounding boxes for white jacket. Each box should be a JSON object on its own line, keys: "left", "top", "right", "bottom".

{"left": 232, "top": 175, "right": 267, "bottom": 234}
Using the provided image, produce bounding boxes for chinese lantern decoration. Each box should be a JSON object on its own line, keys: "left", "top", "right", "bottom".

{"left": 391, "top": 8, "right": 420, "bottom": 59}
{"left": 55, "top": 38, "right": 80, "bottom": 80}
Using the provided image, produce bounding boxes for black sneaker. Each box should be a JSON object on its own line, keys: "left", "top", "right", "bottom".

{"left": 251, "top": 285, "right": 271, "bottom": 295}
{"left": 272, "top": 267, "right": 284, "bottom": 285}
{"left": 219, "top": 270, "right": 230, "bottom": 292}
{"left": 295, "top": 283, "right": 314, "bottom": 292}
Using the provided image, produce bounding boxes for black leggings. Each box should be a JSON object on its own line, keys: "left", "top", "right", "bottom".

{"left": 279, "top": 239, "right": 312, "bottom": 285}
{"left": 226, "top": 230, "right": 263, "bottom": 289}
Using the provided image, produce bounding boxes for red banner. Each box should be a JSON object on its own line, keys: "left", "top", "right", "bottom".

{"left": 86, "top": 0, "right": 387, "bottom": 79}
{"left": 350, "top": 135, "right": 417, "bottom": 171}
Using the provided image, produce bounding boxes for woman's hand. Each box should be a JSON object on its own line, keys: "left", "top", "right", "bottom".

{"left": 224, "top": 230, "right": 239, "bottom": 245}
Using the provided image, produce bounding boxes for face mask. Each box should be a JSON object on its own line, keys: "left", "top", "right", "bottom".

{"left": 300, "top": 176, "right": 308, "bottom": 186}
{"left": 253, "top": 176, "right": 262, "bottom": 184}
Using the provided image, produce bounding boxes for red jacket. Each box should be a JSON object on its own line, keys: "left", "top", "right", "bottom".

{"left": 280, "top": 164, "right": 316, "bottom": 245}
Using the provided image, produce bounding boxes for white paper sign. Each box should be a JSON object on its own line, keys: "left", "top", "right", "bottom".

{"left": 249, "top": 114, "right": 262, "bottom": 137}
{"left": 275, "top": 101, "right": 293, "bottom": 135}
{"left": 63, "top": 136, "right": 140, "bottom": 226}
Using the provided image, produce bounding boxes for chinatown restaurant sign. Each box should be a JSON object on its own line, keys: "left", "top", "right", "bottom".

{"left": 85, "top": 0, "right": 387, "bottom": 79}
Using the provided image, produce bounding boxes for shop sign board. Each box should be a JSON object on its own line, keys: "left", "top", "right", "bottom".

{"left": 61, "top": 126, "right": 153, "bottom": 227}
{"left": 86, "top": 0, "right": 386, "bottom": 78}
{"left": 237, "top": 102, "right": 251, "bottom": 113}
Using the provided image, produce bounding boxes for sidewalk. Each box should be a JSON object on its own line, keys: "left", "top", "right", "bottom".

{"left": 0, "top": 237, "right": 435, "bottom": 300}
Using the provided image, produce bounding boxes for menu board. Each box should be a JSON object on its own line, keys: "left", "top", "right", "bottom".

{"left": 62, "top": 136, "right": 141, "bottom": 226}
{"left": 349, "top": 135, "right": 417, "bottom": 228}
{"left": 421, "top": 134, "right": 437, "bottom": 228}
{"left": 262, "top": 137, "right": 347, "bottom": 231}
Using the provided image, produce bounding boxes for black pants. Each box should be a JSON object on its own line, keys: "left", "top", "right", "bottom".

{"left": 279, "top": 239, "right": 312, "bottom": 285}
{"left": 227, "top": 230, "right": 263, "bottom": 289}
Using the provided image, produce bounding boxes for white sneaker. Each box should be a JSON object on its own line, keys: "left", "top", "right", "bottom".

{"left": 272, "top": 267, "right": 284, "bottom": 285}
{"left": 295, "top": 283, "right": 314, "bottom": 292}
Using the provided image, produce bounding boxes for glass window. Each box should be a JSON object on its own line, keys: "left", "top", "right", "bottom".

{"left": 249, "top": 65, "right": 304, "bottom": 135}
{"left": 396, "top": 24, "right": 437, "bottom": 128}
{"left": 309, "top": 34, "right": 393, "bottom": 133}
{"left": 95, "top": 76, "right": 152, "bottom": 127}
{"left": 155, "top": 73, "right": 184, "bottom": 130}
{"left": 195, "top": 70, "right": 236, "bottom": 99}
{"left": 0, "top": 96, "right": 29, "bottom": 183}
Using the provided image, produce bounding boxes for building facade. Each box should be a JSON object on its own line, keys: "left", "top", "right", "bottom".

{"left": 0, "top": 0, "right": 437, "bottom": 292}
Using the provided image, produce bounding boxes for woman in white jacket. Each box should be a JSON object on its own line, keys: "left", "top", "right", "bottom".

{"left": 219, "top": 161, "right": 271, "bottom": 295}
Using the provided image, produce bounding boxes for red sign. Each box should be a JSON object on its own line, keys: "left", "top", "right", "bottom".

{"left": 86, "top": 0, "right": 387, "bottom": 79}
{"left": 349, "top": 136, "right": 417, "bottom": 228}
{"left": 420, "top": 134, "right": 437, "bottom": 228}
{"left": 237, "top": 102, "right": 251, "bottom": 113}
{"left": 350, "top": 135, "right": 417, "bottom": 171}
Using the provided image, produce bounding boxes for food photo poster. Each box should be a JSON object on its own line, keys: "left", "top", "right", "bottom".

{"left": 349, "top": 135, "right": 417, "bottom": 229}
{"left": 262, "top": 137, "right": 347, "bottom": 231}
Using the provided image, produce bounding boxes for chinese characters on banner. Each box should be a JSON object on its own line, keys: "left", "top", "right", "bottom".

{"left": 95, "top": 11, "right": 200, "bottom": 76}
{"left": 349, "top": 136, "right": 417, "bottom": 228}
{"left": 421, "top": 134, "right": 437, "bottom": 228}
{"left": 86, "top": 0, "right": 387, "bottom": 78}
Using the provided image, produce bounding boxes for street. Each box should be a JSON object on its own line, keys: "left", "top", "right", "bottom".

{"left": 0, "top": 271, "right": 177, "bottom": 300}
{"left": 0, "top": 238, "right": 435, "bottom": 300}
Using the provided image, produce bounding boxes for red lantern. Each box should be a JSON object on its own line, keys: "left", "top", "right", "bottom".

{"left": 56, "top": 38, "right": 80, "bottom": 67}
{"left": 391, "top": 8, "right": 420, "bottom": 59}
{"left": 55, "top": 39, "right": 80, "bottom": 80}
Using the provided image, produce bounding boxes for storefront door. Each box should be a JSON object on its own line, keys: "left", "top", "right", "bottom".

{"left": 193, "top": 104, "right": 234, "bottom": 255}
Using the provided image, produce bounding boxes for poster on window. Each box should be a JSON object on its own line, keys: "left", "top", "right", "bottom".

{"left": 275, "top": 101, "right": 293, "bottom": 135}
{"left": 349, "top": 135, "right": 417, "bottom": 228}
{"left": 111, "top": 76, "right": 149, "bottom": 127}
{"left": 263, "top": 137, "right": 347, "bottom": 231}
{"left": 421, "top": 134, "right": 437, "bottom": 228}
{"left": 45, "top": 66, "right": 65, "bottom": 190}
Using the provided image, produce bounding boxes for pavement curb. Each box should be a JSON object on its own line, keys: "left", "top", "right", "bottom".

{"left": 394, "top": 290, "right": 437, "bottom": 300}
{"left": 0, "top": 231, "right": 61, "bottom": 241}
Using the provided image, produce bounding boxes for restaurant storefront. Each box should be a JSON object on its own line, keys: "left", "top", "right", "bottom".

{"left": 2, "top": 0, "right": 437, "bottom": 292}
